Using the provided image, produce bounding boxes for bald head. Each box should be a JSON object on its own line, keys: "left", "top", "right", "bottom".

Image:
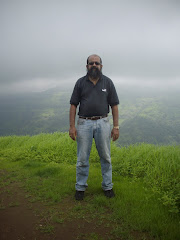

{"left": 87, "top": 54, "right": 102, "bottom": 65}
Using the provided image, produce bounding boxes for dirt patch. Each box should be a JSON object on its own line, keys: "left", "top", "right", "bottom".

{"left": 0, "top": 170, "right": 154, "bottom": 240}
{"left": 0, "top": 170, "right": 115, "bottom": 240}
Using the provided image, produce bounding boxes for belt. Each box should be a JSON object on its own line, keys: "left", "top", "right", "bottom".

{"left": 79, "top": 115, "right": 108, "bottom": 120}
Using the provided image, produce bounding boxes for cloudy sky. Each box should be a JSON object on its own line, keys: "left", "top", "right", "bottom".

{"left": 0, "top": 0, "right": 180, "bottom": 93}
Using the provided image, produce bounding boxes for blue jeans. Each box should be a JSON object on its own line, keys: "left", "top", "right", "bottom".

{"left": 76, "top": 117, "right": 113, "bottom": 191}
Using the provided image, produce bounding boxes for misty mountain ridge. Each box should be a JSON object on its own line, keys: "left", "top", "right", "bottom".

{"left": 0, "top": 85, "right": 180, "bottom": 146}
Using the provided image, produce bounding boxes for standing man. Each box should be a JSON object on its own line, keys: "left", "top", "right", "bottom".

{"left": 69, "top": 54, "right": 119, "bottom": 200}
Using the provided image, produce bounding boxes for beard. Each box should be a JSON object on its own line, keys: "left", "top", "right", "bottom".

{"left": 87, "top": 66, "right": 102, "bottom": 79}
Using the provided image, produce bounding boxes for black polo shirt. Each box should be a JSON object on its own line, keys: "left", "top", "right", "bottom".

{"left": 70, "top": 74, "right": 119, "bottom": 117}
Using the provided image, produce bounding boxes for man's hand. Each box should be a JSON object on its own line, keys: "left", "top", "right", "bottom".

{"left": 111, "top": 128, "right": 119, "bottom": 141}
{"left": 69, "top": 126, "right": 77, "bottom": 141}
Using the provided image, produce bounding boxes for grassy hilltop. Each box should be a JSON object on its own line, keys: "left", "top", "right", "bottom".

{"left": 0, "top": 133, "right": 179, "bottom": 239}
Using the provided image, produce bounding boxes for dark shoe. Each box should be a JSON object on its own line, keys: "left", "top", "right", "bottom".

{"left": 104, "top": 189, "right": 115, "bottom": 198}
{"left": 75, "top": 190, "right": 84, "bottom": 200}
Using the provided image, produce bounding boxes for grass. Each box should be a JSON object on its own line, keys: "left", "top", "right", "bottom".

{"left": 0, "top": 132, "right": 180, "bottom": 239}
{"left": 9, "top": 201, "right": 20, "bottom": 207}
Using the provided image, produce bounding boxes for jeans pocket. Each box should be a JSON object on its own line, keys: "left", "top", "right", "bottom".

{"left": 78, "top": 118, "right": 86, "bottom": 125}
{"left": 103, "top": 117, "right": 109, "bottom": 123}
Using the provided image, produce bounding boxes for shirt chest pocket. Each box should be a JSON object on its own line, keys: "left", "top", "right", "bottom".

{"left": 100, "top": 88, "right": 108, "bottom": 100}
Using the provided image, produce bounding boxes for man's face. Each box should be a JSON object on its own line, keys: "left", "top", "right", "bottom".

{"left": 86, "top": 56, "right": 103, "bottom": 79}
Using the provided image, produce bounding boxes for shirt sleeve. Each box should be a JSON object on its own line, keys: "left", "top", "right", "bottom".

{"left": 108, "top": 80, "right": 119, "bottom": 106}
{"left": 70, "top": 80, "right": 80, "bottom": 106}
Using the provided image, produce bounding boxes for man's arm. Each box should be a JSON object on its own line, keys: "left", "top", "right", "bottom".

{"left": 69, "top": 104, "right": 77, "bottom": 141}
{"left": 111, "top": 105, "right": 119, "bottom": 141}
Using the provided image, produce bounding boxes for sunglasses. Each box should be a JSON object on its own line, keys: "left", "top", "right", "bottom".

{"left": 88, "top": 62, "right": 101, "bottom": 66}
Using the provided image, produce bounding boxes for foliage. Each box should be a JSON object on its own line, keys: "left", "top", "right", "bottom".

{"left": 0, "top": 132, "right": 180, "bottom": 239}
{"left": 0, "top": 133, "right": 179, "bottom": 214}
{"left": 0, "top": 132, "right": 77, "bottom": 164}
{"left": 111, "top": 143, "right": 180, "bottom": 213}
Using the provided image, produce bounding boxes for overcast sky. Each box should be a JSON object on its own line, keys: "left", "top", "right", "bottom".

{"left": 0, "top": 0, "right": 180, "bottom": 93}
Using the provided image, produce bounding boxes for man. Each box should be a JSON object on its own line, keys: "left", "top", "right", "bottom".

{"left": 69, "top": 54, "right": 119, "bottom": 200}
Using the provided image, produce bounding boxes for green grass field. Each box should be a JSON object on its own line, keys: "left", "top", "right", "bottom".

{"left": 0, "top": 132, "right": 180, "bottom": 239}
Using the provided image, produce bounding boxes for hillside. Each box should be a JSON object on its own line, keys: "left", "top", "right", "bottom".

{"left": 0, "top": 85, "right": 180, "bottom": 146}
{"left": 0, "top": 133, "right": 179, "bottom": 239}
{"left": 116, "top": 87, "right": 180, "bottom": 146}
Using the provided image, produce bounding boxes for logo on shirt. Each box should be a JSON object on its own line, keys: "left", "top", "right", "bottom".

{"left": 102, "top": 89, "right": 107, "bottom": 92}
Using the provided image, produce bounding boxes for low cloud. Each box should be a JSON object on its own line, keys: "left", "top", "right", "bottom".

{"left": 0, "top": 0, "right": 180, "bottom": 93}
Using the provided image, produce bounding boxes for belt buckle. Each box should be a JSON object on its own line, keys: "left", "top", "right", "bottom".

{"left": 91, "top": 116, "right": 97, "bottom": 120}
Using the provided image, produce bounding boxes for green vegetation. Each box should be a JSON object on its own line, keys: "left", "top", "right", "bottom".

{"left": 0, "top": 133, "right": 179, "bottom": 239}
{"left": 116, "top": 89, "right": 180, "bottom": 146}
{"left": 0, "top": 89, "right": 71, "bottom": 135}
{"left": 0, "top": 86, "right": 180, "bottom": 146}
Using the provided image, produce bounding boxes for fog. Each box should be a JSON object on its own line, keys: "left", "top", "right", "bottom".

{"left": 0, "top": 0, "right": 180, "bottom": 94}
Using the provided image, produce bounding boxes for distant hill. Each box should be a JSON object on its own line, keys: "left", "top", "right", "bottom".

{"left": 115, "top": 86, "right": 180, "bottom": 146}
{"left": 0, "top": 85, "right": 180, "bottom": 146}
